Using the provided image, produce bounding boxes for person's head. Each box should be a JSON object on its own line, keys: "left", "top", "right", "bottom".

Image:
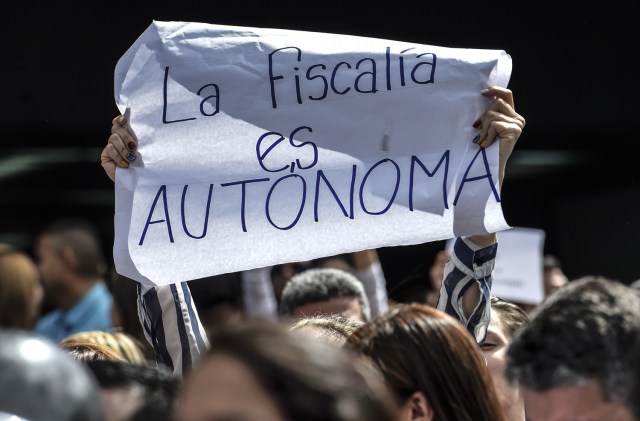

{"left": 86, "top": 359, "right": 179, "bottom": 421}
{"left": 60, "top": 330, "right": 147, "bottom": 365}
{"left": 505, "top": 275, "right": 640, "bottom": 421}
{"left": 482, "top": 297, "right": 529, "bottom": 421}
{"left": 0, "top": 244, "right": 43, "bottom": 329}
{"left": 279, "top": 267, "right": 370, "bottom": 322}
{"left": 290, "top": 313, "right": 365, "bottom": 346}
{"left": 542, "top": 254, "right": 568, "bottom": 298}
{"left": 35, "top": 218, "right": 107, "bottom": 309}
{"left": 0, "top": 329, "right": 103, "bottom": 421}
{"left": 177, "top": 321, "right": 397, "bottom": 421}
{"left": 346, "top": 303, "right": 505, "bottom": 421}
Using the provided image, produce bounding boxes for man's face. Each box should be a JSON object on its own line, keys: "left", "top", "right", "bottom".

{"left": 293, "top": 297, "right": 363, "bottom": 321}
{"left": 35, "top": 235, "right": 68, "bottom": 303}
{"left": 522, "top": 380, "right": 634, "bottom": 421}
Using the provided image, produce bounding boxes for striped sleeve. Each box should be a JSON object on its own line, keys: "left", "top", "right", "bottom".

{"left": 436, "top": 237, "right": 497, "bottom": 345}
{"left": 137, "top": 282, "right": 210, "bottom": 377}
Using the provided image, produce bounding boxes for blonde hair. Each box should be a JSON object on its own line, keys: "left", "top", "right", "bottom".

{"left": 0, "top": 244, "right": 41, "bottom": 329}
{"left": 60, "top": 330, "right": 148, "bottom": 364}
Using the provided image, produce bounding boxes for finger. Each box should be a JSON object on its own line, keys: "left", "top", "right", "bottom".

{"left": 104, "top": 142, "right": 130, "bottom": 169}
{"left": 481, "top": 86, "right": 515, "bottom": 108}
{"left": 108, "top": 132, "right": 135, "bottom": 163}
{"left": 100, "top": 145, "right": 119, "bottom": 183}
{"left": 479, "top": 119, "right": 523, "bottom": 149}
{"left": 484, "top": 97, "right": 524, "bottom": 126}
{"left": 110, "top": 115, "right": 138, "bottom": 152}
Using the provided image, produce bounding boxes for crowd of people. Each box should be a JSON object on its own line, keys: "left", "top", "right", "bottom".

{"left": 1, "top": 85, "right": 639, "bottom": 421}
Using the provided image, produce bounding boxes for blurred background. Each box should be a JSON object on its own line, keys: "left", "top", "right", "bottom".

{"left": 2, "top": 1, "right": 636, "bottom": 288}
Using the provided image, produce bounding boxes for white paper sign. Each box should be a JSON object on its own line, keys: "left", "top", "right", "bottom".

{"left": 446, "top": 227, "right": 546, "bottom": 304}
{"left": 113, "top": 20, "right": 513, "bottom": 286}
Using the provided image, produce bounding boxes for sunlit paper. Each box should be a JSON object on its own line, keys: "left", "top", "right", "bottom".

{"left": 112, "top": 20, "right": 512, "bottom": 285}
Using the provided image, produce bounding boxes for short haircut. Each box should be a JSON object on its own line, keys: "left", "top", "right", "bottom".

{"left": 543, "top": 254, "right": 563, "bottom": 272}
{"left": 505, "top": 276, "right": 640, "bottom": 403}
{"left": 40, "top": 218, "right": 107, "bottom": 279}
{"left": 86, "top": 359, "right": 178, "bottom": 421}
{"left": 490, "top": 296, "right": 529, "bottom": 335}
{"left": 290, "top": 313, "right": 365, "bottom": 346}
{"left": 279, "top": 267, "right": 370, "bottom": 321}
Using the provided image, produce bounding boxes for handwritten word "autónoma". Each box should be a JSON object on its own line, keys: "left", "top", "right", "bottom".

{"left": 137, "top": 148, "right": 498, "bottom": 246}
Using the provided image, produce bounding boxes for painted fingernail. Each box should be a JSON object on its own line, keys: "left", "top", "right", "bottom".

{"left": 472, "top": 119, "right": 481, "bottom": 129}
{"left": 479, "top": 139, "right": 487, "bottom": 148}
{"left": 472, "top": 134, "right": 481, "bottom": 143}
{"left": 126, "top": 152, "right": 136, "bottom": 162}
{"left": 120, "top": 159, "right": 130, "bottom": 168}
{"left": 127, "top": 142, "right": 136, "bottom": 151}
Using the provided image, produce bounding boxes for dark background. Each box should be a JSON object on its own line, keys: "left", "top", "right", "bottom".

{"left": 2, "top": 2, "right": 637, "bottom": 289}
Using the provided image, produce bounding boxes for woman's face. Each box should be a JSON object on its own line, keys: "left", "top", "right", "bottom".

{"left": 481, "top": 309, "right": 525, "bottom": 421}
{"left": 176, "top": 353, "right": 286, "bottom": 421}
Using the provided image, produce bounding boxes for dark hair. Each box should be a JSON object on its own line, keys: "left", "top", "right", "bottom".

{"left": 543, "top": 254, "right": 563, "bottom": 272}
{"left": 201, "top": 321, "right": 396, "bottom": 421}
{"left": 279, "top": 267, "right": 370, "bottom": 321}
{"left": 346, "top": 303, "right": 505, "bottom": 421}
{"left": 39, "top": 218, "right": 107, "bottom": 279}
{"left": 490, "top": 296, "right": 529, "bottom": 335}
{"left": 86, "top": 359, "right": 179, "bottom": 421}
{"left": 505, "top": 275, "right": 640, "bottom": 403}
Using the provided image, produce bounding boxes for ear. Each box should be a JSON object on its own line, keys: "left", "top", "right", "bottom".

{"left": 400, "top": 391, "right": 433, "bottom": 421}
{"left": 60, "top": 246, "right": 78, "bottom": 271}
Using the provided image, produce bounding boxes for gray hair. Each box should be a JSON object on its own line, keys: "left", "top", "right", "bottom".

{"left": 505, "top": 276, "right": 640, "bottom": 403}
{"left": 279, "top": 267, "right": 371, "bottom": 321}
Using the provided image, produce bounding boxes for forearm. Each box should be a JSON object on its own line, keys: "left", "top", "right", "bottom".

{"left": 436, "top": 237, "right": 497, "bottom": 344}
{"left": 137, "top": 282, "right": 210, "bottom": 377}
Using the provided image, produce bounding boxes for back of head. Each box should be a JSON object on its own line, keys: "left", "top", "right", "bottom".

{"left": 505, "top": 275, "right": 640, "bottom": 401}
{"left": 290, "top": 313, "right": 365, "bottom": 346}
{"left": 279, "top": 267, "right": 371, "bottom": 321}
{"left": 60, "top": 330, "right": 147, "bottom": 364}
{"left": 0, "top": 245, "right": 41, "bottom": 329}
{"left": 39, "top": 218, "right": 107, "bottom": 279}
{"left": 0, "top": 329, "right": 103, "bottom": 421}
{"left": 346, "top": 303, "right": 505, "bottom": 421}
{"left": 85, "top": 359, "right": 178, "bottom": 421}
{"left": 194, "top": 321, "right": 396, "bottom": 421}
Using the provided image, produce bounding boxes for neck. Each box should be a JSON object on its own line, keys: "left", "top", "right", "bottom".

{"left": 60, "top": 277, "right": 99, "bottom": 310}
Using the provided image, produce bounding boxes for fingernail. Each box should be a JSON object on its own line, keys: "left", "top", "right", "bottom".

{"left": 126, "top": 152, "right": 136, "bottom": 162}
{"left": 118, "top": 115, "right": 126, "bottom": 125}
{"left": 120, "top": 159, "right": 130, "bottom": 168}
{"left": 472, "top": 134, "right": 481, "bottom": 143}
{"left": 480, "top": 88, "right": 490, "bottom": 94}
{"left": 127, "top": 142, "right": 136, "bottom": 151}
{"left": 472, "top": 119, "right": 481, "bottom": 129}
{"left": 479, "top": 139, "right": 487, "bottom": 148}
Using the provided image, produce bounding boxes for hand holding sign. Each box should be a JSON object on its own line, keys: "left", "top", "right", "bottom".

{"left": 104, "top": 21, "right": 521, "bottom": 286}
